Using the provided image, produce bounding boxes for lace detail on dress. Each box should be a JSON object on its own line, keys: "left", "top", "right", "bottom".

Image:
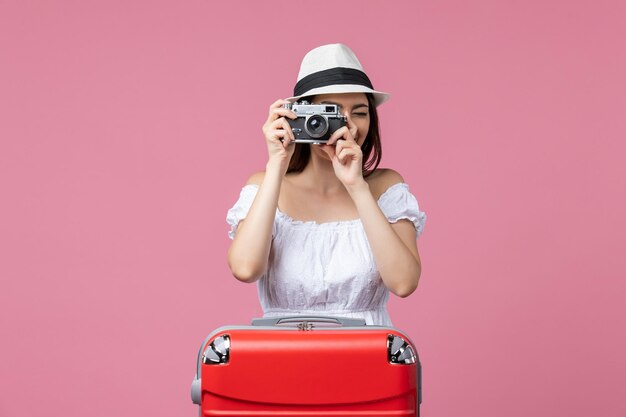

{"left": 226, "top": 182, "right": 426, "bottom": 238}
{"left": 377, "top": 183, "right": 427, "bottom": 237}
{"left": 226, "top": 184, "right": 259, "bottom": 240}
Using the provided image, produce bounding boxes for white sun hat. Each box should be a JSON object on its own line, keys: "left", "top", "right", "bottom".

{"left": 285, "top": 43, "right": 390, "bottom": 107}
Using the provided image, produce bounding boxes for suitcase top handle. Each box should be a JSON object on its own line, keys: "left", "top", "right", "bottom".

{"left": 251, "top": 315, "right": 367, "bottom": 327}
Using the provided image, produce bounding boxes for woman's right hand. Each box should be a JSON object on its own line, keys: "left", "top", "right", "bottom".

{"left": 262, "top": 99, "right": 298, "bottom": 174}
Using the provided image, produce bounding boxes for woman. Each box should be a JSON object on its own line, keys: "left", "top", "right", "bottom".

{"left": 226, "top": 44, "right": 426, "bottom": 326}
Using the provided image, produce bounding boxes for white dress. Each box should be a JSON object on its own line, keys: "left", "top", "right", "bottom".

{"left": 226, "top": 182, "right": 426, "bottom": 326}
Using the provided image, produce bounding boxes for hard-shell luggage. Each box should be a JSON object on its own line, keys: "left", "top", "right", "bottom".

{"left": 191, "top": 315, "right": 422, "bottom": 417}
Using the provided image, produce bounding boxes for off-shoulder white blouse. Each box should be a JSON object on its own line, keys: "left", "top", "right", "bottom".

{"left": 226, "top": 182, "right": 426, "bottom": 326}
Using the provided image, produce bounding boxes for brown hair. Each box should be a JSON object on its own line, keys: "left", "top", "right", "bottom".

{"left": 286, "top": 93, "right": 382, "bottom": 177}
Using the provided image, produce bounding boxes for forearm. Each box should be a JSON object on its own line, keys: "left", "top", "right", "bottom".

{"left": 347, "top": 182, "right": 421, "bottom": 297}
{"left": 228, "top": 163, "right": 283, "bottom": 282}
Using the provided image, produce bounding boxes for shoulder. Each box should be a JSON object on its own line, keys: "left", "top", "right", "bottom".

{"left": 366, "top": 168, "right": 405, "bottom": 200}
{"left": 245, "top": 171, "right": 265, "bottom": 186}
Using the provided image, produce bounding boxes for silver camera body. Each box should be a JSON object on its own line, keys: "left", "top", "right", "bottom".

{"left": 283, "top": 101, "right": 347, "bottom": 144}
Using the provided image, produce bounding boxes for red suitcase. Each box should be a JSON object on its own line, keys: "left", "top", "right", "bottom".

{"left": 191, "top": 316, "right": 422, "bottom": 417}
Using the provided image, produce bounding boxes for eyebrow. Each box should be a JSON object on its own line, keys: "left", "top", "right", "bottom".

{"left": 320, "top": 101, "right": 369, "bottom": 111}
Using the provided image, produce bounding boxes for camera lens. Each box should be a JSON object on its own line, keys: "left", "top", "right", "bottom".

{"left": 305, "top": 115, "right": 328, "bottom": 138}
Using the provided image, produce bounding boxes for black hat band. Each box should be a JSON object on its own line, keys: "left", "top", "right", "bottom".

{"left": 294, "top": 67, "right": 374, "bottom": 97}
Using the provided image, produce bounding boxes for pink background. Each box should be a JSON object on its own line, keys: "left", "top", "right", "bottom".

{"left": 1, "top": 1, "right": 625, "bottom": 416}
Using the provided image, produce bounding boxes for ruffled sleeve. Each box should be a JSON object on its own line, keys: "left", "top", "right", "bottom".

{"left": 377, "top": 183, "right": 427, "bottom": 238}
{"left": 226, "top": 184, "right": 260, "bottom": 240}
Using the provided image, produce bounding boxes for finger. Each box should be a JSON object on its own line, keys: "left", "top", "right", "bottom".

{"left": 269, "top": 117, "right": 295, "bottom": 141}
{"left": 279, "top": 118, "right": 295, "bottom": 141}
{"left": 326, "top": 126, "right": 349, "bottom": 146}
{"left": 264, "top": 118, "right": 295, "bottom": 143}
{"left": 264, "top": 117, "right": 280, "bottom": 134}
{"left": 337, "top": 147, "right": 358, "bottom": 163}
{"left": 269, "top": 129, "right": 291, "bottom": 143}
{"left": 335, "top": 137, "right": 360, "bottom": 155}
{"left": 344, "top": 114, "right": 359, "bottom": 142}
{"left": 349, "top": 124, "right": 358, "bottom": 140}
{"left": 269, "top": 98, "right": 291, "bottom": 110}
{"left": 282, "top": 133, "right": 292, "bottom": 147}
{"left": 270, "top": 115, "right": 286, "bottom": 126}
{"left": 338, "top": 140, "right": 362, "bottom": 161}
{"left": 270, "top": 107, "right": 298, "bottom": 120}
{"left": 267, "top": 100, "right": 296, "bottom": 122}
{"left": 335, "top": 138, "right": 346, "bottom": 155}
{"left": 269, "top": 117, "right": 295, "bottom": 139}
{"left": 340, "top": 123, "right": 357, "bottom": 144}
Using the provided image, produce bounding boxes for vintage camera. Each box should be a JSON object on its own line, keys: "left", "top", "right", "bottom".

{"left": 283, "top": 101, "right": 347, "bottom": 144}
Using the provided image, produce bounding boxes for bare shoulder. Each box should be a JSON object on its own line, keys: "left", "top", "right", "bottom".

{"left": 367, "top": 168, "right": 405, "bottom": 200}
{"left": 245, "top": 171, "right": 266, "bottom": 186}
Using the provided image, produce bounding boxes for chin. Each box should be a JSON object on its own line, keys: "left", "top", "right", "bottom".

{"left": 312, "top": 145, "right": 332, "bottom": 159}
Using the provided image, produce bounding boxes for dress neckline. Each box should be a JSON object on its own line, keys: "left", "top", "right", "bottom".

{"left": 243, "top": 182, "right": 408, "bottom": 227}
{"left": 275, "top": 208, "right": 363, "bottom": 227}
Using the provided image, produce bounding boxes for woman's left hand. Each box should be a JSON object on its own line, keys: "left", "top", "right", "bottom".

{"left": 321, "top": 115, "right": 366, "bottom": 188}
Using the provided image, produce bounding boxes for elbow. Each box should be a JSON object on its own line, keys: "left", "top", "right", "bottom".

{"left": 229, "top": 265, "right": 262, "bottom": 283}
{"left": 227, "top": 246, "right": 266, "bottom": 283}
{"left": 228, "top": 259, "right": 265, "bottom": 284}
{"left": 231, "top": 269, "right": 257, "bottom": 283}
{"left": 394, "top": 280, "right": 418, "bottom": 298}
{"left": 392, "top": 265, "right": 421, "bottom": 298}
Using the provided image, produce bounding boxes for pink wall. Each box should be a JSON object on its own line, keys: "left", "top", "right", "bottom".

{"left": 1, "top": 1, "right": 625, "bottom": 416}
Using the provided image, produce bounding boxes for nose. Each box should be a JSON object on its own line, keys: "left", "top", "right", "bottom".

{"left": 344, "top": 112, "right": 354, "bottom": 126}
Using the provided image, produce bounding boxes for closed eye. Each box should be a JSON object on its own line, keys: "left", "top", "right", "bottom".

{"left": 352, "top": 112, "right": 368, "bottom": 117}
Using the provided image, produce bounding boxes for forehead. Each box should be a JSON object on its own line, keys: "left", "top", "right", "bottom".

{"left": 311, "top": 93, "right": 368, "bottom": 107}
